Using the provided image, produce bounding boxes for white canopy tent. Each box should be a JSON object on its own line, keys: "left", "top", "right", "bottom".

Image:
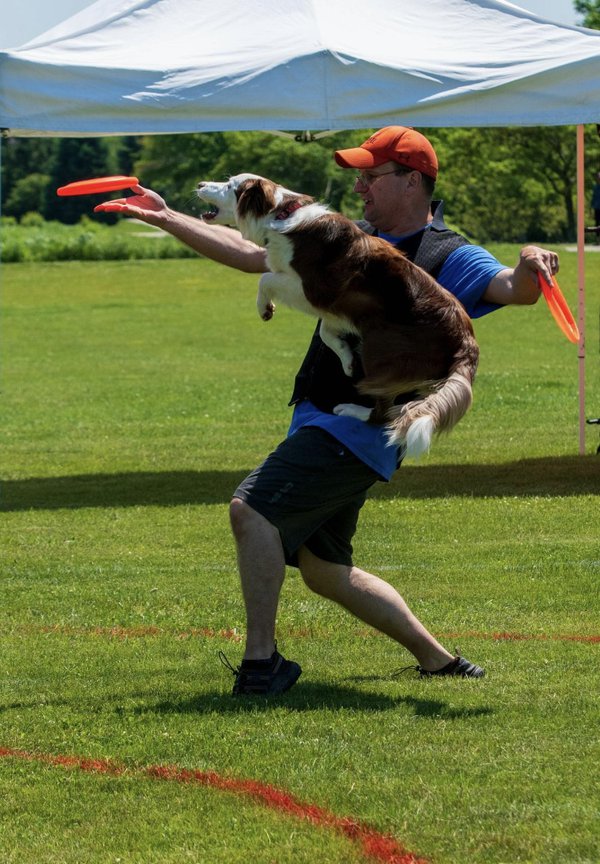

{"left": 1, "top": 0, "right": 599, "bottom": 135}
{"left": 1, "top": 0, "right": 598, "bottom": 450}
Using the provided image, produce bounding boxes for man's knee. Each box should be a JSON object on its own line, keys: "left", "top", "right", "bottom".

{"left": 229, "top": 497, "right": 277, "bottom": 543}
{"left": 298, "top": 546, "right": 349, "bottom": 598}
{"left": 229, "top": 496, "right": 255, "bottom": 539}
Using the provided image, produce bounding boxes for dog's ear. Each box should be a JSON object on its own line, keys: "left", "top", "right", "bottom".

{"left": 236, "top": 178, "right": 277, "bottom": 219}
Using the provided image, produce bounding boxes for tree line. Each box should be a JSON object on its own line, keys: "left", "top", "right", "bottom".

{"left": 2, "top": 125, "right": 599, "bottom": 243}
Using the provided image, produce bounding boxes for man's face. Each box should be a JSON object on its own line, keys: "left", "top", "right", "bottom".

{"left": 353, "top": 161, "right": 414, "bottom": 232}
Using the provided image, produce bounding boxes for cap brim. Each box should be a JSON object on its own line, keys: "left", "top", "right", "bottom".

{"left": 334, "top": 147, "right": 386, "bottom": 169}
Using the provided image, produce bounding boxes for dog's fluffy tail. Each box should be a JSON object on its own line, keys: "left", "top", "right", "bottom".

{"left": 384, "top": 370, "right": 474, "bottom": 459}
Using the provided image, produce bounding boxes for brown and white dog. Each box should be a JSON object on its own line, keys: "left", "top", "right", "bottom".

{"left": 196, "top": 174, "right": 479, "bottom": 458}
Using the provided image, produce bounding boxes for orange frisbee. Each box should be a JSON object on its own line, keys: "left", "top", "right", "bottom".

{"left": 57, "top": 175, "right": 139, "bottom": 196}
{"left": 537, "top": 273, "right": 579, "bottom": 344}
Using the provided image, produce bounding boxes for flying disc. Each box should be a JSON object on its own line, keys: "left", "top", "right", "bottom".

{"left": 537, "top": 272, "right": 579, "bottom": 344}
{"left": 57, "top": 175, "right": 139, "bottom": 196}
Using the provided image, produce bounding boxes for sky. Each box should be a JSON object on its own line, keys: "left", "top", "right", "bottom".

{"left": 0, "top": 0, "right": 585, "bottom": 49}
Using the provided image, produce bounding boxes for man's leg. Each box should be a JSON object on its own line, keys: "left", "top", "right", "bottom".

{"left": 229, "top": 496, "right": 286, "bottom": 660}
{"left": 298, "top": 545, "right": 455, "bottom": 671}
{"left": 225, "top": 497, "right": 302, "bottom": 696}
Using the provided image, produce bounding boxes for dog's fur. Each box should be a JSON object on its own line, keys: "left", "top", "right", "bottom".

{"left": 196, "top": 173, "right": 479, "bottom": 458}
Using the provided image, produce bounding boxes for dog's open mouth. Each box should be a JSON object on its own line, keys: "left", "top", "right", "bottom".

{"left": 200, "top": 206, "right": 219, "bottom": 222}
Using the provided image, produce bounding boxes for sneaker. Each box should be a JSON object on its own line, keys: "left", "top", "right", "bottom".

{"left": 417, "top": 655, "right": 485, "bottom": 679}
{"left": 219, "top": 646, "right": 302, "bottom": 695}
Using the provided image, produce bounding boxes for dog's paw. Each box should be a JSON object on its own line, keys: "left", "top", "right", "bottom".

{"left": 335, "top": 350, "right": 356, "bottom": 377}
{"left": 333, "top": 403, "right": 373, "bottom": 422}
{"left": 258, "top": 302, "right": 276, "bottom": 321}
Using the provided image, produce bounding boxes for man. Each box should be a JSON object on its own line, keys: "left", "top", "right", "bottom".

{"left": 102, "top": 126, "right": 559, "bottom": 695}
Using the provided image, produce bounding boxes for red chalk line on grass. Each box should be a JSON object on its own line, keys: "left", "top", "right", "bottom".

{"left": 0, "top": 747, "right": 428, "bottom": 864}
{"left": 16, "top": 624, "right": 600, "bottom": 644}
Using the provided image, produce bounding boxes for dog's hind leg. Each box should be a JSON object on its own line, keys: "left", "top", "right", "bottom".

{"left": 333, "top": 403, "right": 372, "bottom": 421}
{"left": 319, "top": 321, "right": 356, "bottom": 377}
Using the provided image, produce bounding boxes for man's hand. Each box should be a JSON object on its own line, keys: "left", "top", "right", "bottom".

{"left": 518, "top": 244, "right": 560, "bottom": 287}
{"left": 485, "top": 244, "right": 560, "bottom": 306}
{"left": 94, "top": 184, "right": 168, "bottom": 227}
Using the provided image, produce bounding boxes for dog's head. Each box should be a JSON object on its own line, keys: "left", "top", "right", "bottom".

{"left": 196, "top": 174, "right": 314, "bottom": 244}
{"left": 196, "top": 173, "right": 265, "bottom": 227}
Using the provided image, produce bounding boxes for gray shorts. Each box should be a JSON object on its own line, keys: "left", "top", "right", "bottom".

{"left": 233, "top": 427, "right": 380, "bottom": 567}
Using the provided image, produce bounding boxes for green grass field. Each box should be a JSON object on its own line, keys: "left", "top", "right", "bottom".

{"left": 1, "top": 247, "right": 599, "bottom": 863}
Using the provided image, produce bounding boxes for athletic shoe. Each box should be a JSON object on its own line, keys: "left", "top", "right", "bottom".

{"left": 417, "top": 655, "right": 485, "bottom": 678}
{"left": 219, "top": 646, "right": 302, "bottom": 695}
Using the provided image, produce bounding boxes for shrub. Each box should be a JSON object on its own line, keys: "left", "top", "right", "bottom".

{"left": 4, "top": 173, "right": 51, "bottom": 219}
{"left": 20, "top": 211, "right": 46, "bottom": 228}
{"left": 1, "top": 218, "right": 198, "bottom": 262}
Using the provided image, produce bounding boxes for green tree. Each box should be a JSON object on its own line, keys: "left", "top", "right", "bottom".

{"left": 133, "top": 132, "right": 230, "bottom": 213}
{"left": 114, "top": 136, "right": 143, "bottom": 175}
{"left": 574, "top": 0, "right": 600, "bottom": 27}
{"left": 133, "top": 125, "right": 600, "bottom": 242}
{"left": 4, "top": 172, "right": 51, "bottom": 219}
{"left": 45, "top": 137, "right": 116, "bottom": 223}
{"left": 1, "top": 138, "right": 57, "bottom": 216}
{"left": 424, "top": 125, "right": 600, "bottom": 243}
{"left": 133, "top": 129, "right": 365, "bottom": 216}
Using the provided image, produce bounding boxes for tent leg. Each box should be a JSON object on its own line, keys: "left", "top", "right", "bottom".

{"left": 576, "top": 124, "right": 586, "bottom": 455}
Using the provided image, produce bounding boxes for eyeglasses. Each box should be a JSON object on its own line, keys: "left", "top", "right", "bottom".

{"left": 355, "top": 168, "right": 407, "bottom": 187}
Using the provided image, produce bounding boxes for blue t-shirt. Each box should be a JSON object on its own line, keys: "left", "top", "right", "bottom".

{"left": 288, "top": 233, "right": 506, "bottom": 480}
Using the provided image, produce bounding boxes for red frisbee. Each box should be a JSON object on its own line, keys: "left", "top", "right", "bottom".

{"left": 537, "top": 272, "right": 579, "bottom": 344}
{"left": 57, "top": 175, "right": 139, "bottom": 196}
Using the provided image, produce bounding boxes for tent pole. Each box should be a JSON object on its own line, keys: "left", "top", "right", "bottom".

{"left": 576, "top": 124, "right": 586, "bottom": 455}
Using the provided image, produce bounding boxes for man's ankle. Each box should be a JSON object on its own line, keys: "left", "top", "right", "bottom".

{"left": 243, "top": 644, "right": 277, "bottom": 664}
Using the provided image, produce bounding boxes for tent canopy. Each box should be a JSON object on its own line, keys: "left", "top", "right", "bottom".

{"left": 1, "top": 0, "right": 599, "bottom": 137}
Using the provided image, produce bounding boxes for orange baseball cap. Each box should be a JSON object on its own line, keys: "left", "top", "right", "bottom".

{"left": 334, "top": 126, "right": 438, "bottom": 180}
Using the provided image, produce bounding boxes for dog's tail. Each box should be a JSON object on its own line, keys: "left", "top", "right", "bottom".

{"left": 383, "top": 365, "right": 475, "bottom": 459}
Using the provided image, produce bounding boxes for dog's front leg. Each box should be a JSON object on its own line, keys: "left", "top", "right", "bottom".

{"left": 319, "top": 321, "right": 355, "bottom": 377}
{"left": 256, "top": 273, "right": 280, "bottom": 321}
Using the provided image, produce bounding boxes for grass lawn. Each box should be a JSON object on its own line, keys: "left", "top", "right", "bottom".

{"left": 1, "top": 247, "right": 599, "bottom": 864}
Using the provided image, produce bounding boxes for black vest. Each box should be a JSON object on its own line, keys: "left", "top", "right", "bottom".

{"left": 288, "top": 202, "right": 470, "bottom": 412}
